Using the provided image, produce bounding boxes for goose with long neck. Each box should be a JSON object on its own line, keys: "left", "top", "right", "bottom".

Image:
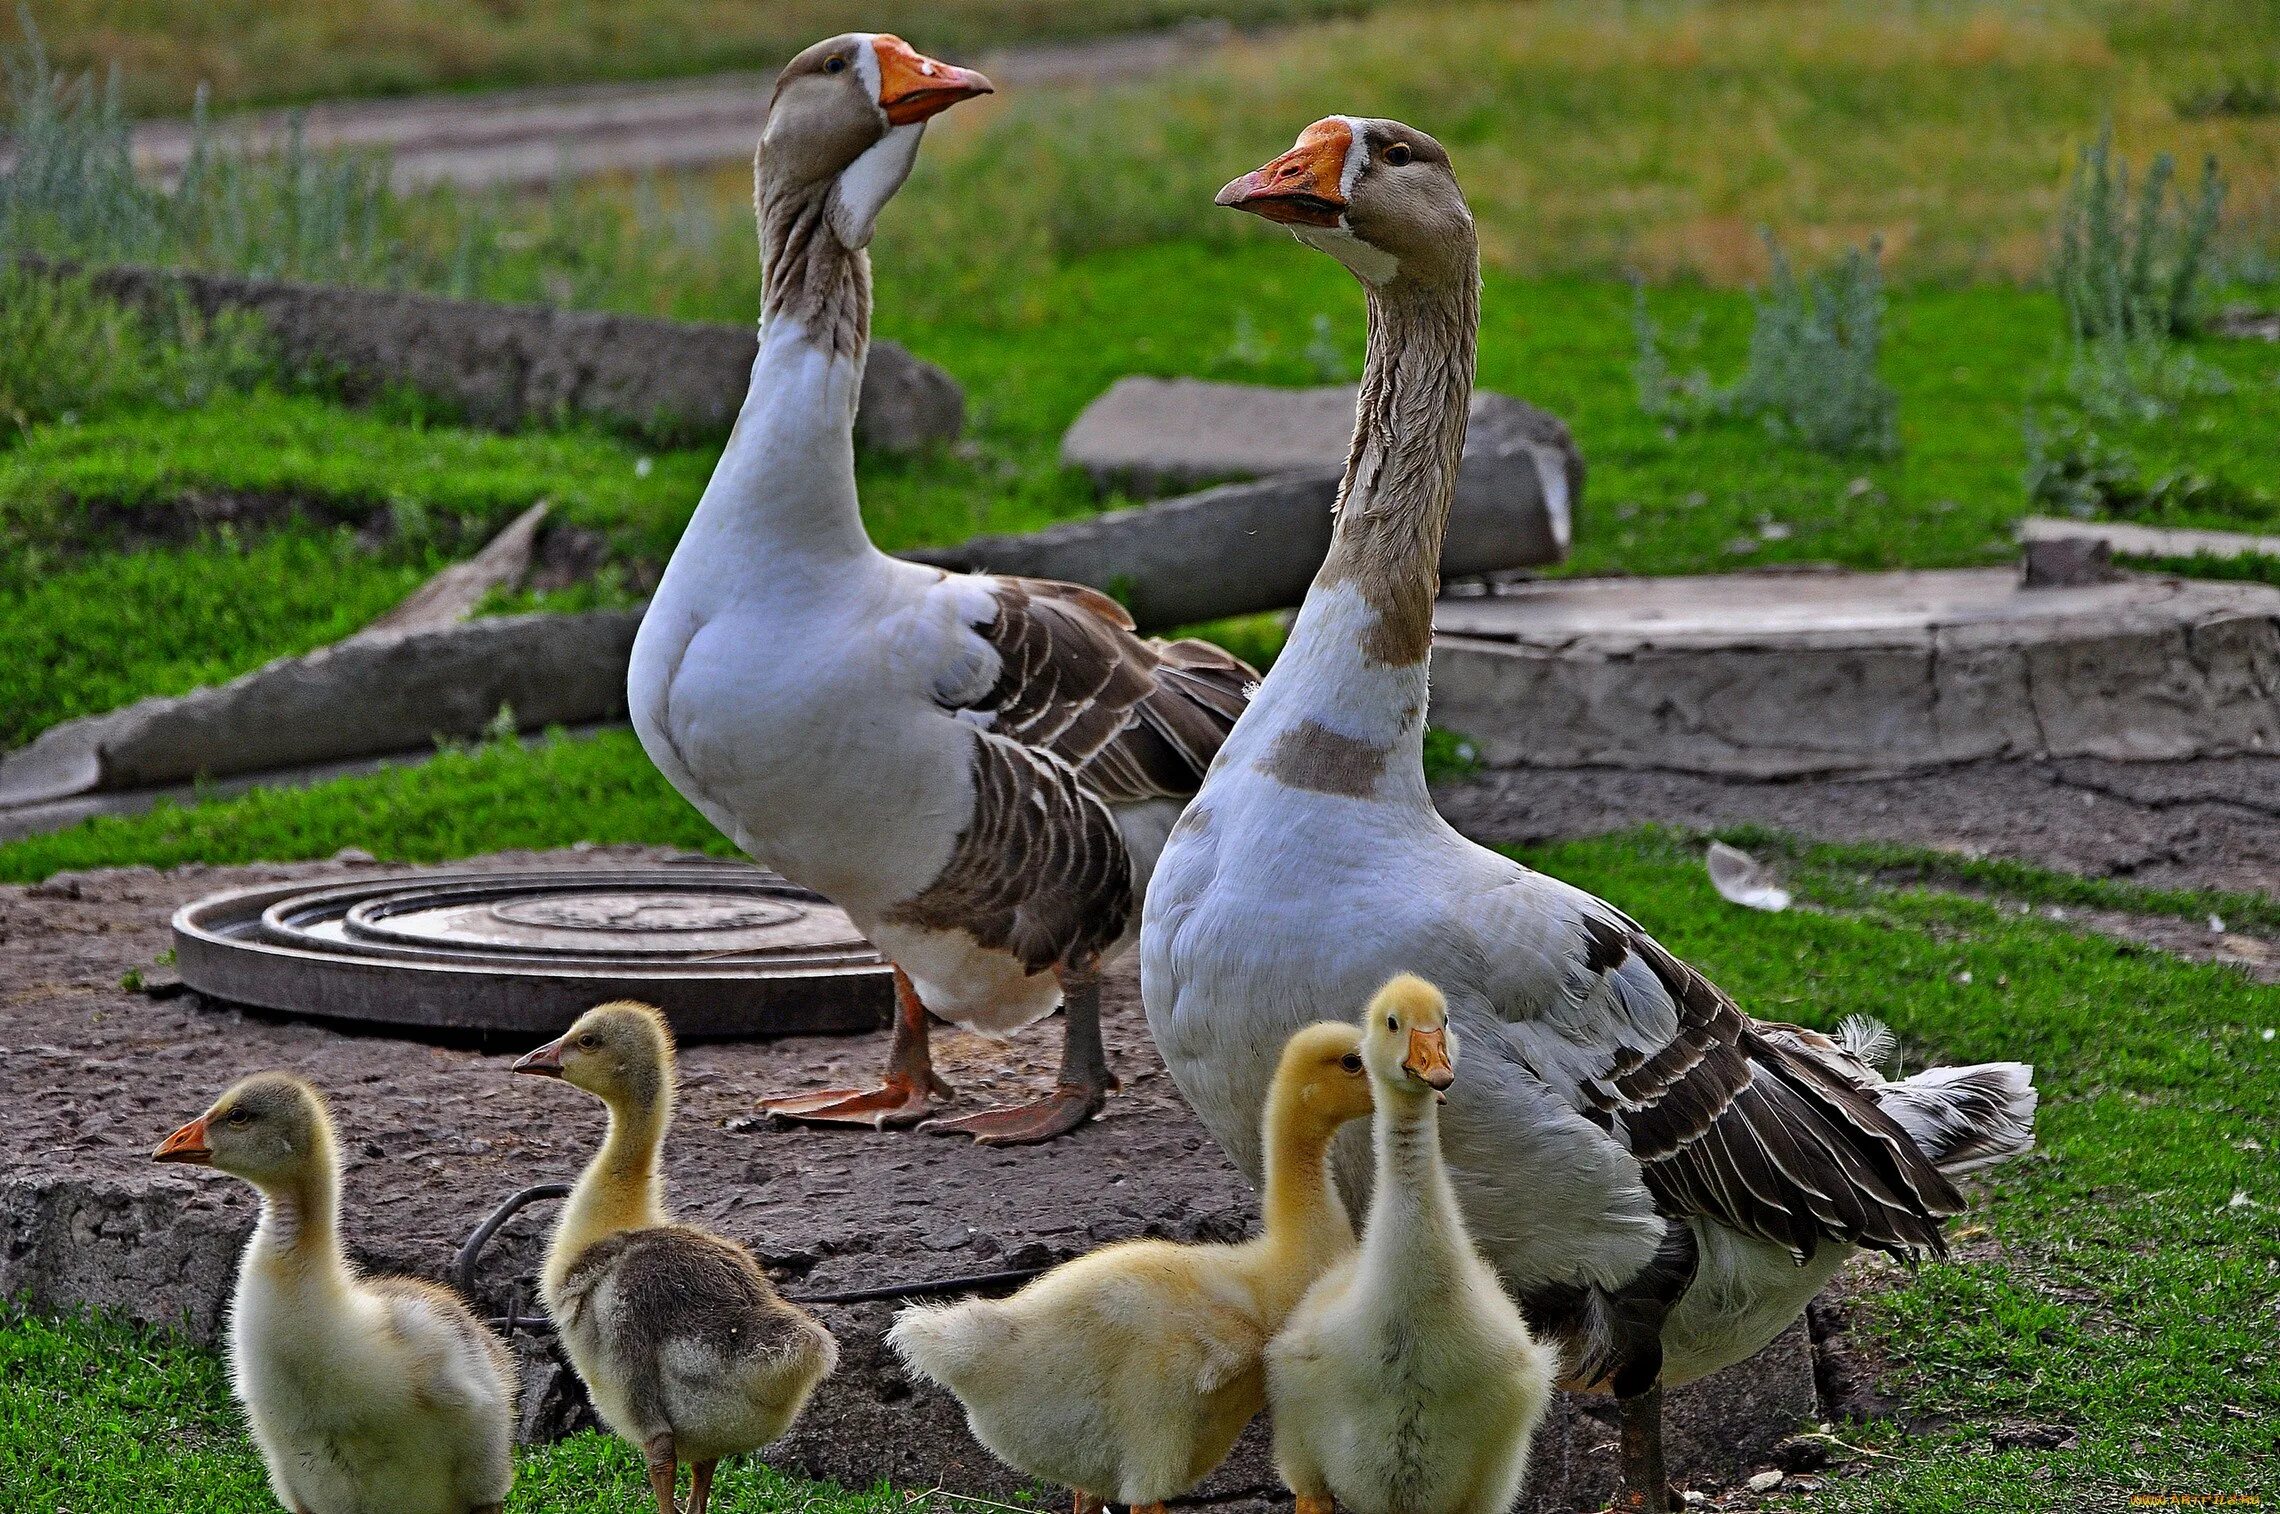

{"left": 1141, "top": 117, "right": 2039, "bottom": 1509}
{"left": 628, "top": 33, "right": 1253, "bottom": 1144}
{"left": 154, "top": 1074, "right": 517, "bottom": 1514}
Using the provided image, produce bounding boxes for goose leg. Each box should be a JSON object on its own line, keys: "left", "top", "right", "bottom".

{"left": 1615, "top": 1384, "right": 1671, "bottom": 1512}
{"left": 688, "top": 1460, "right": 717, "bottom": 1514}
{"left": 644, "top": 1430, "right": 680, "bottom": 1514}
{"left": 1073, "top": 1495, "right": 1106, "bottom": 1514}
{"left": 1294, "top": 1499, "right": 1334, "bottom": 1514}
{"left": 763, "top": 967, "right": 953, "bottom": 1127}
{"left": 920, "top": 971, "right": 1116, "bottom": 1145}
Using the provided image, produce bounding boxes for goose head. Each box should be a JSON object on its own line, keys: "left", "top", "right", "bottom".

{"left": 154, "top": 1072, "right": 331, "bottom": 1187}
{"left": 1215, "top": 116, "right": 1474, "bottom": 288}
{"left": 760, "top": 33, "right": 993, "bottom": 249}
{"left": 1359, "top": 973, "right": 1458, "bottom": 1102}
{"left": 1270, "top": 1020, "right": 1377, "bottom": 1128}
{"left": 513, "top": 999, "right": 675, "bottom": 1110}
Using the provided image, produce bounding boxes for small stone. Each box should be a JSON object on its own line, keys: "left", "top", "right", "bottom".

{"left": 1682, "top": 1492, "right": 1709, "bottom": 1507}
{"left": 1747, "top": 1469, "right": 1784, "bottom": 1493}
{"left": 332, "top": 847, "right": 378, "bottom": 865}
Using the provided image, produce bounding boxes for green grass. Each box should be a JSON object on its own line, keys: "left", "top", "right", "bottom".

{"left": 11, "top": 260, "right": 2280, "bottom": 752}
{"left": 7, "top": 825, "right": 2276, "bottom": 1509}
{"left": 2, "top": 0, "right": 1389, "bottom": 115}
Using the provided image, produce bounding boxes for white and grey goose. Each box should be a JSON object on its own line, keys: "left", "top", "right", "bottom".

{"left": 628, "top": 33, "right": 1253, "bottom": 1144}
{"left": 1140, "top": 117, "right": 2038, "bottom": 1506}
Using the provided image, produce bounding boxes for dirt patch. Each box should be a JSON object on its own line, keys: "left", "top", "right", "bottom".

{"left": 1436, "top": 754, "right": 2280, "bottom": 900}
{"left": 0, "top": 848, "right": 1826, "bottom": 1510}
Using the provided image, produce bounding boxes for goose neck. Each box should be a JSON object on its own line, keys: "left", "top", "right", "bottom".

{"left": 248, "top": 1148, "right": 351, "bottom": 1295}
{"left": 552, "top": 1088, "right": 671, "bottom": 1284}
{"left": 684, "top": 176, "right": 876, "bottom": 569}
{"left": 1256, "top": 1087, "right": 1356, "bottom": 1273}
{"left": 1359, "top": 1090, "right": 1467, "bottom": 1291}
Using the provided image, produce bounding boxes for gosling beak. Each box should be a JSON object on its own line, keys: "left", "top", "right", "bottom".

{"left": 1402, "top": 1027, "right": 1455, "bottom": 1100}
{"left": 873, "top": 35, "right": 993, "bottom": 126}
{"left": 1216, "top": 118, "right": 1351, "bottom": 228}
{"left": 152, "top": 1115, "right": 212, "bottom": 1165}
{"left": 511, "top": 1038, "right": 567, "bottom": 1078}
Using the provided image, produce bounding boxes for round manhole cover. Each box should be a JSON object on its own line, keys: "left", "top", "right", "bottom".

{"left": 173, "top": 866, "right": 893, "bottom": 1038}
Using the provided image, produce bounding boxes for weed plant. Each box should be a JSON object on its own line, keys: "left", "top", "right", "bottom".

{"left": 0, "top": 264, "right": 268, "bottom": 437}
{"left": 2052, "top": 128, "right": 2223, "bottom": 344}
{"left": 1632, "top": 235, "right": 1897, "bottom": 457}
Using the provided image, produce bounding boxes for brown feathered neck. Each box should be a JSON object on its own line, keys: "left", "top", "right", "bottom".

{"left": 1315, "top": 267, "right": 1480, "bottom": 667}
{"left": 757, "top": 168, "right": 871, "bottom": 362}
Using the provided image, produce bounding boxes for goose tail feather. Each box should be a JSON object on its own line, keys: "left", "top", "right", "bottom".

{"left": 1876, "top": 1062, "right": 2039, "bottom": 1178}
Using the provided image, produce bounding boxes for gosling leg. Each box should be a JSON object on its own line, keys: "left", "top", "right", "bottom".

{"left": 644, "top": 1430, "right": 680, "bottom": 1514}
{"left": 1295, "top": 1498, "right": 1335, "bottom": 1514}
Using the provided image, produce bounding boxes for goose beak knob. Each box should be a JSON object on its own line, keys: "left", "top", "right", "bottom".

{"left": 873, "top": 35, "right": 993, "bottom": 125}
{"left": 1403, "top": 1027, "right": 1455, "bottom": 1099}
{"left": 1216, "top": 119, "right": 1350, "bottom": 227}
{"left": 511, "top": 1039, "right": 567, "bottom": 1078}
{"left": 152, "top": 1115, "right": 212, "bottom": 1165}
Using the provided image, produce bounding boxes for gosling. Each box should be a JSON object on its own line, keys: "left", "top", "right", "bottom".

{"left": 154, "top": 1073, "right": 516, "bottom": 1514}
{"left": 512, "top": 1001, "right": 836, "bottom": 1514}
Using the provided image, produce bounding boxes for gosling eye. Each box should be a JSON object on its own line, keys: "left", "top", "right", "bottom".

{"left": 225, "top": 1108, "right": 252, "bottom": 1127}
{"left": 1339, "top": 1052, "right": 1364, "bottom": 1075}
{"left": 1386, "top": 1014, "right": 1399, "bottom": 1032}
{"left": 823, "top": 55, "right": 848, "bottom": 75}
{"left": 577, "top": 1033, "right": 601, "bottom": 1050}
{"left": 1382, "top": 142, "right": 1413, "bottom": 168}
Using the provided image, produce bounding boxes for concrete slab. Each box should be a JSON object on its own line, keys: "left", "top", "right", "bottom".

{"left": 1059, "top": 375, "right": 1581, "bottom": 560}
{"left": 2018, "top": 514, "right": 2280, "bottom": 564}
{"left": 1, "top": 851, "right": 1828, "bottom": 1508}
{"left": 1430, "top": 567, "right": 2280, "bottom": 776}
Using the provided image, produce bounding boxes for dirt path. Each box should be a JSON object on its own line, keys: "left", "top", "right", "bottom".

{"left": 1437, "top": 754, "right": 2280, "bottom": 901}
{"left": 110, "top": 22, "right": 1235, "bottom": 191}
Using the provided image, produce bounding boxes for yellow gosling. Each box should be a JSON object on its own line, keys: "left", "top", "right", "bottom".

{"left": 154, "top": 1073, "right": 516, "bottom": 1514}
{"left": 887, "top": 1021, "right": 1376, "bottom": 1512}
{"left": 1265, "top": 975, "right": 1556, "bottom": 1514}
{"left": 512, "top": 1001, "right": 836, "bottom": 1514}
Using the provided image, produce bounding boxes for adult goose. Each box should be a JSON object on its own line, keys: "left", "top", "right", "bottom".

{"left": 1140, "top": 117, "right": 2039, "bottom": 1508}
{"left": 629, "top": 34, "right": 1253, "bottom": 1145}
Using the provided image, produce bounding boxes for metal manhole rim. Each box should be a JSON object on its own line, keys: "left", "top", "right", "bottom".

{"left": 170, "top": 864, "right": 896, "bottom": 1038}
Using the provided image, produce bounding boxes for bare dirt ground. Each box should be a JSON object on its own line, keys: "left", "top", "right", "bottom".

{"left": 5, "top": 757, "right": 2274, "bottom": 1508}
{"left": 105, "top": 22, "right": 1236, "bottom": 190}
{"left": 3, "top": 847, "right": 1816, "bottom": 1511}
{"left": 1437, "top": 754, "right": 2280, "bottom": 900}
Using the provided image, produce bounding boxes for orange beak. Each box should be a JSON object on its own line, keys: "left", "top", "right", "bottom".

{"left": 1403, "top": 1027, "right": 1455, "bottom": 1098}
{"left": 511, "top": 1037, "right": 567, "bottom": 1078}
{"left": 1216, "top": 118, "right": 1352, "bottom": 228}
{"left": 152, "top": 1115, "right": 212, "bottom": 1165}
{"left": 873, "top": 35, "right": 993, "bottom": 126}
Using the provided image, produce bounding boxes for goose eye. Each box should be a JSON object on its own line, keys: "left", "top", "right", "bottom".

{"left": 226, "top": 1108, "right": 251, "bottom": 1126}
{"left": 577, "top": 1033, "right": 601, "bottom": 1050}
{"left": 1340, "top": 1053, "right": 1364, "bottom": 1074}
{"left": 1382, "top": 143, "right": 1413, "bottom": 168}
{"left": 824, "top": 55, "right": 848, "bottom": 75}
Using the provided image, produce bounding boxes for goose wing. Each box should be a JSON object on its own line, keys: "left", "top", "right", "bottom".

{"left": 930, "top": 575, "right": 1254, "bottom": 805}
{"left": 885, "top": 573, "right": 1253, "bottom": 973}
{"left": 1469, "top": 868, "right": 1964, "bottom": 1263}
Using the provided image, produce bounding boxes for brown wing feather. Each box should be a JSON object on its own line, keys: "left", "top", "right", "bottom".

{"left": 1583, "top": 923, "right": 1964, "bottom": 1262}
{"left": 956, "top": 578, "right": 1256, "bottom": 807}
